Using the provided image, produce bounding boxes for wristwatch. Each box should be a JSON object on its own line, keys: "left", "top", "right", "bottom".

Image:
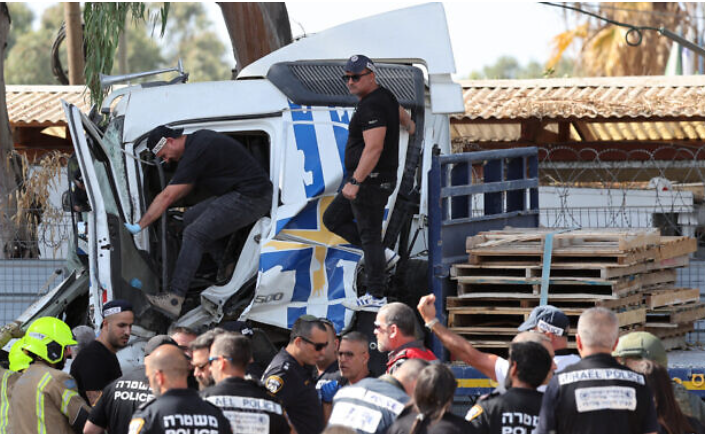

{"left": 349, "top": 177, "right": 360, "bottom": 186}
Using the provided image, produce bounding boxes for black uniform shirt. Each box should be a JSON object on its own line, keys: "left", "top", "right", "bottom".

{"left": 169, "top": 130, "right": 272, "bottom": 197}
{"left": 345, "top": 86, "right": 400, "bottom": 180}
{"left": 388, "top": 406, "right": 472, "bottom": 434}
{"left": 89, "top": 365, "right": 153, "bottom": 434}
{"left": 262, "top": 348, "right": 324, "bottom": 434}
{"left": 200, "top": 376, "right": 290, "bottom": 434}
{"left": 70, "top": 340, "right": 122, "bottom": 402}
{"left": 466, "top": 387, "right": 543, "bottom": 434}
{"left": 128, "top": 388, "right": 231, "bottom": 434}
{"left": 537, "top": 353, "right": 659, "bottom": 434}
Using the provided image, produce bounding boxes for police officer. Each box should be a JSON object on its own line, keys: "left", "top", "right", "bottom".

{"left": 128, "top": 344, "right": 231, "bottom": 434}
{"left": 201, "top": 333, "right": 290, "bottom": 434}
{"left": 9, "top": 317, "right": 90, "bottom": 434}
{"left": 0, "top": 337, "right": 31, "bottom": 433}
{"left": 613, "top": 331, "right": 705, "bottom": 426}
{"left": 466, "top": 341, "right": 553, "bottom": 433}
{"left": 262, "top": 316, "right": 328, "bottom": 434}
{"left": 84, "top": 335, "right": 178, "bottom": 434}
{"left": 537, "top": 308, "right": 659, "bottom": 434}
{"left": 323, "top": 54, "right": 415, "bottom": 310}
{"left": 329, "top": 358, "right": 428, "bottom": 434}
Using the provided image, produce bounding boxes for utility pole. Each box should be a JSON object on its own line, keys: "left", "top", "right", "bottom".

{"left": 64, "top": 2, "right": 85, "bottom": 85}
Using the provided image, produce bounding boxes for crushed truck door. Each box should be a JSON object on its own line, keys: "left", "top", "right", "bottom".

{"left": 62, "top": 102, "right": 161, "bottom": 330}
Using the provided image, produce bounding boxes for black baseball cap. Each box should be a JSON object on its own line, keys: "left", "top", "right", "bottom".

{"left": 102, "top": 299, "right": 133, "bottom": 317}
{"left": 345, "top": 54, "right": 376, "bottom": 74}
{"left": 146, "top": 125, "right": 184, "bottom": 154}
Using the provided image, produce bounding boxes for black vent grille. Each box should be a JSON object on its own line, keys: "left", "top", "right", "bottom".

{"left": 268, "top": 62, "right": 424, "bottom": 108}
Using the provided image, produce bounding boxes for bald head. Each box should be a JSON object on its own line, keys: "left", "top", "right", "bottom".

{"left": 146, "top": 344, "right": 190, "bottom": 395}
{"left": 577, "top": 307, "right": 619, "bottom": 354}
{"left": 392, "top": 358, "right": 430, "bottom": 396}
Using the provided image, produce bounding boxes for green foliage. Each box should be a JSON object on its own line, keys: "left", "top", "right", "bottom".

{"left": 6, "top": 2, "right": 33, "bottom": 52}
{"left": 5, "top": 28, "right": 57, "bottom": 84}
{"left": 83, "top": 2, "right": 169, "bottom": 107}
{"left": 160, "top": 2, "right": 230, "bottom": 82}
{"left": 468, "top": 55, "right": 575, "bottom": 80}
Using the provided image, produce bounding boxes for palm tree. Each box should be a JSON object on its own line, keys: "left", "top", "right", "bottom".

{"left": 548, "top": 2, "right": 700, "bottom": 76}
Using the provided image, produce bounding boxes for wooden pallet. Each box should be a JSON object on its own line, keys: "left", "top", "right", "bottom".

{"left": 646, "top": 302, "right": 705, "bottom": 325}
{"left": 447, "top": 305, "right": 646, "bottom": 329}
{"left": 466, "top": 246, "right": 659, "bottom": 266}
{"left": 447, "top": 293, "right": 643, "bottom": 310}
{"left": 456, "top": 277, "right": 642, "bottom": 298}
{"left": 644, "top": 288, "right": 701, "bottom": 309}
{"left": 658, "top": 236, "right": 697, "bottom": 261}
{"left": 469, "top": 228, "right": 660, "bottom": 251}
{"left": 451, "top": 262, "right": 649, "bottom": 280}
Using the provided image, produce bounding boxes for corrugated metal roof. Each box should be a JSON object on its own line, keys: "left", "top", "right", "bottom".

{"left": 7, "top": 85, "right": 91, "bottom": 127}
{"left": 456, "top": 75, "right": 705, "bottom": 121}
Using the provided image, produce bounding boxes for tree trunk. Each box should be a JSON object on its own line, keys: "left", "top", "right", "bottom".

{"left": 218, "top": 2, "right": 292, "bottom": 75}
{"left": 64, "top": 2, "right": 85, "bottom": 84}
{"left": 0, "top": 3, "right": 24, "bottom": 259}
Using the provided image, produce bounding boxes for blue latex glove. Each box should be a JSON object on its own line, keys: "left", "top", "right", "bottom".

{"left": 124, "top": 223, "right": 142, "bottom": 235}
{"left": 320, "top": 380, "right": 341, "bottom": 403}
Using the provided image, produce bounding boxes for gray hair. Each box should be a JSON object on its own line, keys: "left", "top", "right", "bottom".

{"left": 189, "top": 328, "right": 227, "bottom": 351}
{"left": 512, "top": 330, "right": 551, "bottom": 345}
{"left": 341, "top": 331, "right": 369, "bottom": 349}
{"left": 393, "top": 358, "right": 430, "bottom": 388}
{"left": 211, "top": 333, "right": 251, "bottom": 370}
{"left": 380, "top": 302, "right": 418, "bottom": 337}
{"left": 577, "top": 308, "right": 619, "bottom": 349}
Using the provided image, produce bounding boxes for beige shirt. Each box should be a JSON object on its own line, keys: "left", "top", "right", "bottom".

{"left": 0, "top": 367, "right": 20, "bottom": 433}
{"left": 9, "top": 362, "right": 89, "bottom": 434}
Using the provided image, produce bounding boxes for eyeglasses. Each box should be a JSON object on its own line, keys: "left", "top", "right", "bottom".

{"left": 298, "top": 335, "right": 328, "bottom": 351}
{"left": 342, "top": 71, "right": 372, "bottom": 83}
{"left": 208, "top": 355, "right": 233, "bottom": 363}
{"left": 338, "top": 351, "right": 359, "bottom": 359}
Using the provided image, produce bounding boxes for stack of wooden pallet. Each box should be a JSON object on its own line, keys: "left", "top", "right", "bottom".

{"left": 448, "top": 228, "right": 702, "bottom": 352}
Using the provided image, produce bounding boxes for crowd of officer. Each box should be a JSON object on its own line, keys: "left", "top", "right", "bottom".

{"left": 3, "top": 297, "right": 705, "bottom": 434}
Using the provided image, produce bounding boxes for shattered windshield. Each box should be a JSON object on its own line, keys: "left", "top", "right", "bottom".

{"left": 102, "top": 117, "right": 132, "bottom": 219}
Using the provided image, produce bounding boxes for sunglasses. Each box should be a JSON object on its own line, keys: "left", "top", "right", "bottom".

{"left": 342, "top": 71, "right": 372, "bottom": 83}
{"left": 208, "top": 355, "right": 233, "bottom": 363}
{"left": 298, "top": 335, "right": 328, "bottom": 351}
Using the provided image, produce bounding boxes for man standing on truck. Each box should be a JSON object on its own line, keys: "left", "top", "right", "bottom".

{"left": 125, "top": 125, "right": 273, "bottom": 318}
{"left": 323, "top": 54, "right": 415, "bottom": 310}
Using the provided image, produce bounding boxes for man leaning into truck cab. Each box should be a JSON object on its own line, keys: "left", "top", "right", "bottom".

{"left": 125, "top": 125, "right": 273, "bottom": 318}
{"left": 323, "top": 54, "right": 415, "bottom": 310}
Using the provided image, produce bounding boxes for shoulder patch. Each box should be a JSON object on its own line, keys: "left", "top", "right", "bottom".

{"left": 64, "top": 378, "right": 77, "bottom": 390}
{"left": 128, "top": 418, "right": 145, "bottom": 434}
{"left": 465, "top": 404, "right": 483, "bottom": 422}
{"left": 265, "top": 375, "right": 284, "bottom": 394}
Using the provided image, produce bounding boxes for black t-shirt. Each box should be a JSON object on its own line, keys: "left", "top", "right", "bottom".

{"left": 70, "top": 340, "right": 122, "bottom": 402}
{"left": 344, "top": 87, "right": 400, "bottom": 180}
{"left": 129, "top": 388, "right": 231, "bottom": 434}
{"left": 537, "top": 353, "right": 659, "bottom": 434}
{"left": 262, "top": 348, "right": 324, "bottom": 434}
{"left": 88, "top": 365, "right": 153, "bottom": 434}
{"left": 466, "top": 388, "right": 543, "bottom": 434}
{"left": 169, "top": 129, "right": 272, "bottom": 197}
{"left": 200, "top": 376, "right": 290, "bottom": 434}
{"left": 388, "top": 406, "right": 473, "bottom": 434}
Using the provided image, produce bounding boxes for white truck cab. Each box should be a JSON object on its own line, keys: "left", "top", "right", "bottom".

{"left": 18, "top": 3, "right": 464, "bottom": 359}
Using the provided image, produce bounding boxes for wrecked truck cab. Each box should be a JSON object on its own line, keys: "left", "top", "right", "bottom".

{"left": 23, "top": 3, "right": 464, "bottom": 361}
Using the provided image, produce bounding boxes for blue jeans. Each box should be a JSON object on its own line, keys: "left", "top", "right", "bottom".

{"left": 170, "top": 189, "right": 272, "bottom": 297}
{"left": 323, "top": 181, "right": 393, "bottom": 298}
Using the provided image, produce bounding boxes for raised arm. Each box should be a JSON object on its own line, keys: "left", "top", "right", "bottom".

{"left": 417, "top": 294, "right": 500, "bottom": 380}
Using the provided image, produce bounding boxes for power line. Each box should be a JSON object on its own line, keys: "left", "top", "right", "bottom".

{"left": 540, "top": 2, "right": 705, "bottom": 56}
{"left": 580, "top": 3, "right": 705, "bottom": 22}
